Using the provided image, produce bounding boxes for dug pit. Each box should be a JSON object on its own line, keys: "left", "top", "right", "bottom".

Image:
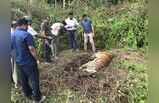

{"left": 40, "top": 51, "right": 128, "bottom": 103}
{"left": 60, "top": 53, "right": 128, "bottom": 102}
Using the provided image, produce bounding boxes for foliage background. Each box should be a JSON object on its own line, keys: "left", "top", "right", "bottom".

{"left": 10, "top": 0, "right": 148, "bottom": 103}
{"left": 11, "top": 0, "right": 148, "bottom": 51}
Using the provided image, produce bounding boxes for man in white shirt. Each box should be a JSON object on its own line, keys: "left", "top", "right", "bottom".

{"left": 65, "top": 12, "right": 79, "bottom": 51}
{"left": 50, "top": 22, "right": 64, "bottom": 59}
{"left": 27, "top": 20, "right": 38, "bottom": 37}
{"left": 23, "top": 16, "right": 38, "bottom": 37}
{"left": 11, "top": 20, "right": 19, "bottom": 88}
{"left": 51, "top": 22, "right": 63, "bottom": 36}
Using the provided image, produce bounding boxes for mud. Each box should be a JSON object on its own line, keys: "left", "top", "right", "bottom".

{"left": 39, "top": 50, "right": 129, "bottom": 102}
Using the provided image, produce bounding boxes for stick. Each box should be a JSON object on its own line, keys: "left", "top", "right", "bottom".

{"left": 35, "top": 34, "right": 52, "bottom": 40}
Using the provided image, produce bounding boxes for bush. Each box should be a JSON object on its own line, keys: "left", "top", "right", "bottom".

{"left": 11, "top": 0, "right": 148, "bottom": 55}
{"left": 90, "top": 1, "right": 148, "bottom": 49}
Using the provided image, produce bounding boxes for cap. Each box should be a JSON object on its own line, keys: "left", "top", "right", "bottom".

{"left": 16, "top": 18, "right": 28, "bottom": 26}
{"left": 23, "top": 16, "right": 32, "bottom": 24}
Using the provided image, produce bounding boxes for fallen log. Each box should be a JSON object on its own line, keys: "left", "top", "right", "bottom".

{"left": 79, "top": 51, "right": 113, "bottom": 73}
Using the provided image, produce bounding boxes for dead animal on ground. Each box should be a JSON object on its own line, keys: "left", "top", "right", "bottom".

{"left": 79, "top": 51, "right": 113, "bottom": 73}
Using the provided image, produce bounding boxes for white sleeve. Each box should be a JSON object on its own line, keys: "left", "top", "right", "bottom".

{"left": 60, "top": 23, "right": 64, "bottom": 27}
{"left": 74, "top": 18, "right": 79, "bottom": 26}
{"left": 28, "top": 27, "right": 38, "bottom": 36}
{"left": 64, "top": 19, "right": 69, "bottom": 28}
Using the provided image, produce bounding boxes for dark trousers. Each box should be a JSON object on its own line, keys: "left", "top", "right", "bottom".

{"left": 50, "top": 37, "right": 59, "bottom": 58}
{"left": 68, "top": 30, "right": 78, "bottom": 50}
{"left": 44, "top": 40, "right": 52, "bottom": 62}
{"left": 18, "top": 63, "right": 42, "bottom": 101}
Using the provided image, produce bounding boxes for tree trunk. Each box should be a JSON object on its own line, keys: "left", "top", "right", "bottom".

{"left": 26, "top": 0, "right": 32, "bottom": 17}
{"left": 55, "top": 0, "right": 57, "bottom": 8}
{"left": 63, "top": 0, "right": 66, "bottom": 8}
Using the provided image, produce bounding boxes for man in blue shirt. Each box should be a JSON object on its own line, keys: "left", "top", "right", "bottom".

{"left": 11, "top": 18, "right": 45, "bottom": 103}
{"left": 81, "top": 14, "right": 96, "bottom": 53}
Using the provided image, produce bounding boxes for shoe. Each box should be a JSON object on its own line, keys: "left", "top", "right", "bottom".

{"left": 26, "top": 95, "right": 33, "bottom": 100}
{"left": 47, "top": 59, "right": 52, "bottom": 62}
{"left": 71, "top": 49, "right": 74, "bottom": 52}
{"left": 39, "top": 96, "right": 46, "bottom": 103}
{"left": 44, "top": 62, "right": 50, "bottom": 65}
{"left": 54, "top": 56, "right": 59, "bottom": 60}
{"left": 75, "top": 49, "right": 79, "bottom": 52}
{"left": 33, "top": 96, "right": 46, "bottom": 103}
{"left": 44, "top": 60, "right": 52, "bottom": 64}
{"left": 14, "top": 84, "right": 18, "bottom": 89}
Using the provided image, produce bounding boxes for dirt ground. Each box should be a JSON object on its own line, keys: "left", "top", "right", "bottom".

{"left": 39, "top": 49, "right": 142, "bottom": 102}
{"left": 11, "top": 49, "right": 146, "bottom": 103}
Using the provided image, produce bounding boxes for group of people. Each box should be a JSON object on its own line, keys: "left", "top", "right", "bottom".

{"left": 39, "top": 12, "right": 96, "bottom": 63}
{"left": 11, "top": 12, "right": 96, "bottom": 103}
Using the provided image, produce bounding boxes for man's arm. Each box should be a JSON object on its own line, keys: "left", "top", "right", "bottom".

{"left": 80, "top": 22, "right": 85, "bottom": 37}
{"left": 74, "top": 18, "right": 79, "bottom": 28}
{"left": 25, "top": 34, "right": 38, "bottom": 61}
{"left": 11, "top": 35, "right": 14, "bottom": 51}
{"left": 91, "top": 24, "right": 95, "bottom": 37}
{"left": 28, "top": 46, "right": 38, "bottom": 60}
{"left": 28, "top": 26, "right": 38, "bottom": 36}
{"left": 40, "top": 23, "right": 47, "bottom": 36}
{"left": 90, "top": 19, "right": 95, "bottom": 37}
{"left": 35, "top": 34, "right": 52, "bottom": 40}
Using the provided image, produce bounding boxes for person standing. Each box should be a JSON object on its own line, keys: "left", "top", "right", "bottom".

{"left": 11, "top": 18, "right": 46, "bottom": 103}
{"left": 81, "top": 14, "right": 96, "bottom": 53}
{"left": 11, "top": 20, "right": 18, "bottom": 88}
{"left": 65, "top": 12, "right": 79, "bottom": 51}
{"left": 50, "top": 22, "right": 64, "bottom": 59}
{"left": 27, "top": 20, "right": 38, "bottom": 37}
{"left": 40, "top": 18, "right": 52, "bottom": 63}
{"left": 23, "top": 16, "right": 38, "bottom": 37}
{"left": 11, "top": 21, "right": 17, "bottom": 34}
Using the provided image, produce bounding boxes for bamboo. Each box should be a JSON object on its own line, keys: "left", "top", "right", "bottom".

{"left": 26, "top": 0, "right": 32, "bottom": 17}
{"left": 63, "top": 0, "right": 66, "bottom": 8}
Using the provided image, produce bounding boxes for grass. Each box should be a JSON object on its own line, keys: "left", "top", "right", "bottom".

{"left": 113, "top": 52, "right": 148, "bottom": 103}
{"left": 11, "top": 49, "right": 148, "bottom": 103}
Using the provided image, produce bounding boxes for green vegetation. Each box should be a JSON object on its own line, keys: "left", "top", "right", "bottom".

{"left": 116, "top": 60, "right": 148, "bottom": 103}
{"left": 11, "top": 0, "right": 148, "bottom": 50}
{"left": 11, "top": 0, "right": 148, "bottom": 103}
